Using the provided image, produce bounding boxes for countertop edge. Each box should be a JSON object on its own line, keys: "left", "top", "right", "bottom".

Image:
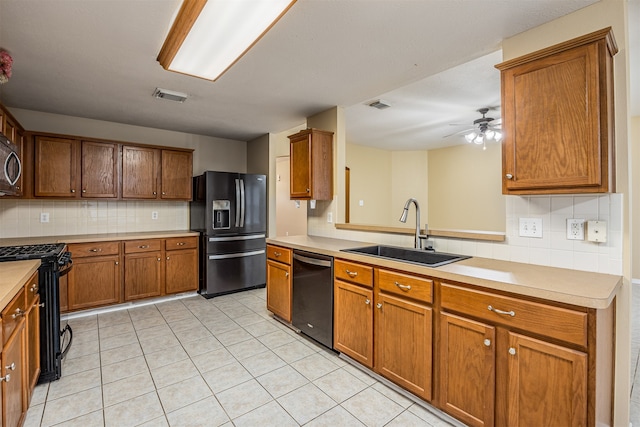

{"left": 0, "top": 260, "right": 41, "bottom": 309}
{"left": 0, "top": 230, "right": 200, "bottom": 246}
{"left": 267, "top": 236, "right": 621, "bottom": 310}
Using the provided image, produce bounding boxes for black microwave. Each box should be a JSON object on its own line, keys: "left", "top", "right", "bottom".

{"left": 0, "top": 133, "right": 21, "bottom": 196}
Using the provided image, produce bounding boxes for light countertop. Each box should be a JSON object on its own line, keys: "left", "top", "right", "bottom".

{"left": 0, "top": 260, "right": 40, "bottom": 309}
{"left": 267, "top": 235, "right": 622, "bottom": 309}
{"left": 0, "top": 230, "right": 199, "bottom": 247}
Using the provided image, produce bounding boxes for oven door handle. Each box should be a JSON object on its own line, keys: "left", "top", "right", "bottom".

{"left": 58, "top": 259, "right": 73, "bottom": 277}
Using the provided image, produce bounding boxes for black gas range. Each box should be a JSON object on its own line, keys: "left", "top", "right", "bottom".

{"left": 0, "top": 243, "right": 73, "bottom": 383}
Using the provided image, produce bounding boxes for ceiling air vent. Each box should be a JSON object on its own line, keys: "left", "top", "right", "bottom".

{"left": 153, "top": 88, "right": 188, "bottom": 103}
{"left": 367, "top": 99, "right": 391, "bottom": 110}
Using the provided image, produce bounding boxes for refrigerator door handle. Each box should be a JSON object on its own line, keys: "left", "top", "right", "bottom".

{"left": 234, "top": 179, "right": 241, "bottom": 227}
{"left": 208, "top": 234, "right": 265, "bottom": 242}
{"left": 208, "top": 249, "right": 265, "bottom": 260}
{"left": 240, "top": 179, "right": 246, "bottom": 227}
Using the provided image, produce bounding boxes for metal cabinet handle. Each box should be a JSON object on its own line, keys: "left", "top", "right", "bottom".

{"left": 505, "top": 174, "right": 513, "bottom": 180}
{"left": 177, "top": 242, "right": 185, "bottom": 246}
{"left": 274, "top": 251, "right": 281, "bottom": 257}
{"left": 166, "top": 256, "right": 170, "bottom": 260}
{"left": 153, "top": 191, "right": 157, "bottom": 195}
{"left": 508, "top": 347, "right": 516, "bottom": 356}
{"left": 139, "top": 245, "right": 150, "bottom": 249}
{"left": 70, "top": 189, "right": 76, "bottom": 193}
{"left": 89, "top": 248, "right": 102, "bottom": 252}
{"left": 5, "top": 363, "right": 15, "bottom": 371}
{"left": 345, "top": 270, "right": 358, "bottom": 278}
{"left": 30, "top": 284, "right": 38, "bottom": 292}
{"left": 157, "top": 258, "right": 161, "bottom": 261}
{"left": 82, "top": 189, "right": 86, "bottom": 193}
{"left": 394, "top": 281, "right": 411, "bottom": 291}
{"left": 11, "top": 308, "right": 24, "bottom": 318}
{"left": 376, "top": 303, "right": 382, "bottom": 309}
{"left": 484, "top": 339, "right": 491, "bottom": 347}
{"left": 38, "top": 303, "right": 45, "bottom": 308}
{"left": 0, "top": 374, "right": 10, "bottom": 382}
{"left": 365, "top": 299, "right": 371, "bottom": 305}
{"left": 306, "top": 188, "right": 310, "bottom": 193}
{"left": 162, "top": 192, "right": 166, "bottom": 195}
{"left": 285, "top": 272, "right": 289, "bottom": 278}
{"left": 488, "top": 305, "right": 515, "bottom": 317}
{"left": 115, "top": 261, "right": 119, "bottom": 265}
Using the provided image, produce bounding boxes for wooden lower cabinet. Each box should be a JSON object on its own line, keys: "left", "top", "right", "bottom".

{"left": 2, "top": 320, "right": 25, "bottom": 427}
{"left": 506, "top": 332, "right": 587, "bottom": 427}
{"left": 25, "top": 294, "right": 40, "bottom": 403}
{"left": 375, "top": 291, "right": 432, "bottom": 401}
{"left": 439, "top": 312, "right": 495, "bottom": 427}
{"left": 124, "top": 251, "right": 163, "bottom": 301}
{"left": 165, "top": 248, "right": 198, "bottom": 294}
{"left": 266, "top": 259, "right": 291, "bottom": 322}
{"left": 68, "top": 255, "right": 121, "bottom": 310}
{"left": 333, "top": 279, "right": 373, "bottom": 368}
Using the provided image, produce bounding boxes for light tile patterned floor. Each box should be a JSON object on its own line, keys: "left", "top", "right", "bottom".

{"left": 24, "top": 288, "right": 455, "bottom": 427}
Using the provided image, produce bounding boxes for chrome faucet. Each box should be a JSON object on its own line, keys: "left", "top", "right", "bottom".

{"left": 399, "top": 198, "right": 427, "bottom": 249}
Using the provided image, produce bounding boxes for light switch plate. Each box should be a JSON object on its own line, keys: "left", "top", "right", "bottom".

{"left": 519, "top": 218, "right": 542, "bottom": 238}
{"left": 40, "top": 213, "right": 49, "bottom": 223}
{"left": 587, "top": 220, "right": 607, "bottom": 242}
{"left": 567, "top": 218, "right": 585, "bottom": 240}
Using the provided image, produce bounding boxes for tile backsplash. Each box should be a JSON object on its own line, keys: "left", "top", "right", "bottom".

{"left": 308, "top": 194, "right": 623, "bottom": 276}
{"left": 0, "top": 200, "right": 189, "bottom": 238}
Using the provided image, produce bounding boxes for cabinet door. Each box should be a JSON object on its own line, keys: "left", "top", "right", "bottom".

{"left": 81, "top": 141, "right": 118, "bottom": 198}
{"left": 25, "top": 295, "right": 40, "bottom": 401}
{"left": 67, "top": 256, "right": 121, "bottom": 310}
{"left": 2, "top": 322, "right": 24, "bottom": 427}
{"left": 124, "top": 252, "right": 163, "bottom": 300}
{"left": 161, "top": 150, "right": 192, "bottom": 200}
{"left": 375, "top": 292, "right": 432, "bottom": 401}
{"left": 501, "top": 42, "right": 606, "bottom": 193}
{"left": 289, "top": 136, "right": 311, "bottom": 199}
{"left": 34, "top": 136, "right": 79, "bottom": 197}
{"left": 122, "top": 146, "right": 159, "bottom": 199}
{"left": 165, "top": 248, "right": 198, "bottom": 294}
{"left": 266, "top": 260, "right": 291, "bottom": 322}
{"left": 440, "top": 312, "right": 495, "bottom": 427}
{"left": 334, "top": 280, "right": 373, "bottom": 368}
{"left": 506, "top": 332, "right": 587, "bottom": 427}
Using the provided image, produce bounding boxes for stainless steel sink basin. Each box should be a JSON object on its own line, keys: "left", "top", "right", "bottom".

{"left": 342, "top": 245, "right": 469, "bottom": 267}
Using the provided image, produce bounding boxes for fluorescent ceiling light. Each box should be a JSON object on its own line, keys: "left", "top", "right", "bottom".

{"left": 157, "top": 0, "right": 297, "bottom": 81}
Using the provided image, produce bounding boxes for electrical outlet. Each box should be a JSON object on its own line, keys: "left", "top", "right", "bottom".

{"left": 359, "top": 200, "right": 364, "bottom": 206}
{"left": 519, "top": 218, "right": 542, "bottom": 238}
{"left": 327, "top": 212, "right": 333, "bottom": 223}
{"left": 40, "top": 213, "right": 50, "bottom": 223}
{"left": 151, "top": 211, "right": 159, "bottom": 220}
{"left": 567, "top": 219, "right": 585, "bottom": 240}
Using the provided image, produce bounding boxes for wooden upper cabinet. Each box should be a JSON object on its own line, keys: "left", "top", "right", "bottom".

{"left": 34, "top": 136, "right": 79, "bottom": 197}
{"left": 81, "top": 141, "right": 119, "bottom": 198}
{"left": 122, "top": 145, "right": 159, "bottom": 199}
{"left": 288, "top": 128, "right": 333, "bottom": 200}
{"left": 496, "top": 28, "right": 617, "bottom": 194}
{"left": 161, "top": 149, "right": 192, "bottom": 200}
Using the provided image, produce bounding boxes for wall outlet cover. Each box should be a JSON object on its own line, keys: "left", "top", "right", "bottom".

{"left": 519, "top": 217, "right": 542, "bottom": 238}
{"left": 587, "top": 220, "right": 607, "bottom": 242}
{"left": 151, "top": 211, "right": 159, "bottom": 220}
{"left": 40, "top": 213, "right": 50, "bottom": 223}
{"left": 567, "top": 218, "right": 585, "bottom": 240}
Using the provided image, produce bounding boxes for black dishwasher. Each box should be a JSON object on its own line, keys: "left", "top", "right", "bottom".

{"left": 292, "top": 250, "right": 334, "bottom": 349}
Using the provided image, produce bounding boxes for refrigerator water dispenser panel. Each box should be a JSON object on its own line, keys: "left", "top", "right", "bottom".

{"left": 212, "top": 200, "right": 230, "bottom": 229}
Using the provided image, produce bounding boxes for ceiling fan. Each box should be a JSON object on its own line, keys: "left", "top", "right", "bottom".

{"left": 444, "top": 107, "right": 502, "bottom": 149}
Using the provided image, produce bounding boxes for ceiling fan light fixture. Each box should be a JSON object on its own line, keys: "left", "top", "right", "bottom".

{"left": 494, "top": 130, "right": 503, "bottom": 142}
{"left": 474, "top": 134, "right": 484, "bottom": 145}
{"left": 157, "top": 0, "right": 297, "bottom": 81}
{"left": 465, "top": 131, "right": 477, "bottom": 143}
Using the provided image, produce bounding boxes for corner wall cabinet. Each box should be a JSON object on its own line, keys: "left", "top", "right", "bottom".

{"left": 288, "top": 128, "right": 333, "bottom": 200}
{"left": 496, "top": 27, "right": 617, "bottom": 195}
{"left": 266, "top": 245, "right": 292, "bottom": 322}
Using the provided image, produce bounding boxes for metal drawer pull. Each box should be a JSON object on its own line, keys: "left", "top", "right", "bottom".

{"left": 274, "top": 251, "right": 281, "bottom": 257}
{"left": 508, "top": 347, "right": 516, "bottom": 356}
{"left": 89, "top": 248, "right": 102, "bottom": 252}
{"left": 484, "top": 339, "right": 491, "bottom": 347}
{"left": 177, "top": 242, "right": 186, "bottom": 246}
{"left": 5, "top": 363, "right": 15, "bottom": 371}
{"left": 0, "top": 374, "right": 10, "bottom": 382}
{"left": 488, "top": 305, "right": 515, "bottom": 317}
{"left": 395, "top": 282, "right": 411, "bottom": 291}
{"left": 365, "top": 299, "right": 370, "bottom": 305}
{"left": 139, "top": 245, "right": 150, "bottom": 249}
{"left": 30, "top": 284, "right": 38, "bottom": 292}
{"left": 285, "top": 272, "right": 289, "bottom": 278}
{"left": 166, "top": 257, "right": 170, "bottom": 260}
{"left": 376, "top": 303, "right": 382, "bottom": 309}
{"left": 345, "top": 270, "right": 358, "bottom": 278}
{"left": 11, "top": 308, "right": 24, "bottom": 318}
{"left": 39, "top": 303, "right": 45, "bottom": 308}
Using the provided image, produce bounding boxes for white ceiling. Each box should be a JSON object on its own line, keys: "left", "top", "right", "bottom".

{"left": 0, "top": 0, "right": 614, "bottom": 150}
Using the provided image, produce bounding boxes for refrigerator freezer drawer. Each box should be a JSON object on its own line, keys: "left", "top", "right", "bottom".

{"left": 200, "top": 249, "right": 266, "bottom": 298}
{"left": 206, "top": 234, "right": 265, "bottom": 254}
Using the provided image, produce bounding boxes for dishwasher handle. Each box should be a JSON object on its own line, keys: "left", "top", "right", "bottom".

{"left": 293, "top": 253, "right": 332, "bottom": 268}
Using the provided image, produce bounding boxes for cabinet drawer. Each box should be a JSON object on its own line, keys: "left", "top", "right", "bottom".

{"left": 267, "top": 245, "right": 291, "bottom": 264}
{"left": 25, "top": 271, "right": 39, "bottom": 308}
{"left": 440, "top": 283, "right": 587, "bottom": 347}
{"left": 165, "top": 236, "right": 198, "bottom": 251}
{"left": 125, "top": 239, "right": 162, "bottom": 254}
{"left": 377, "top": 269, "right": 432, "bottom": 303}
{"left": 2, "top": 286, "right": 26, "bottom": 345}
{"left": 334, "top": 259, "right": 373, "bottom": 288}
{"left": 69, "top": 241, "right": 120, "bottom": 257}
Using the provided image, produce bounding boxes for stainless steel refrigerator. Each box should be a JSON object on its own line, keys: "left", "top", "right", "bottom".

{"left": 190, "top": 171, "right": 267, "bottom": 298}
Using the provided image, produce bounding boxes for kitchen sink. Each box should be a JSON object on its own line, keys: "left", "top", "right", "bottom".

{"left": 342, "top": 245, "right": 469, "bottom": 267}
